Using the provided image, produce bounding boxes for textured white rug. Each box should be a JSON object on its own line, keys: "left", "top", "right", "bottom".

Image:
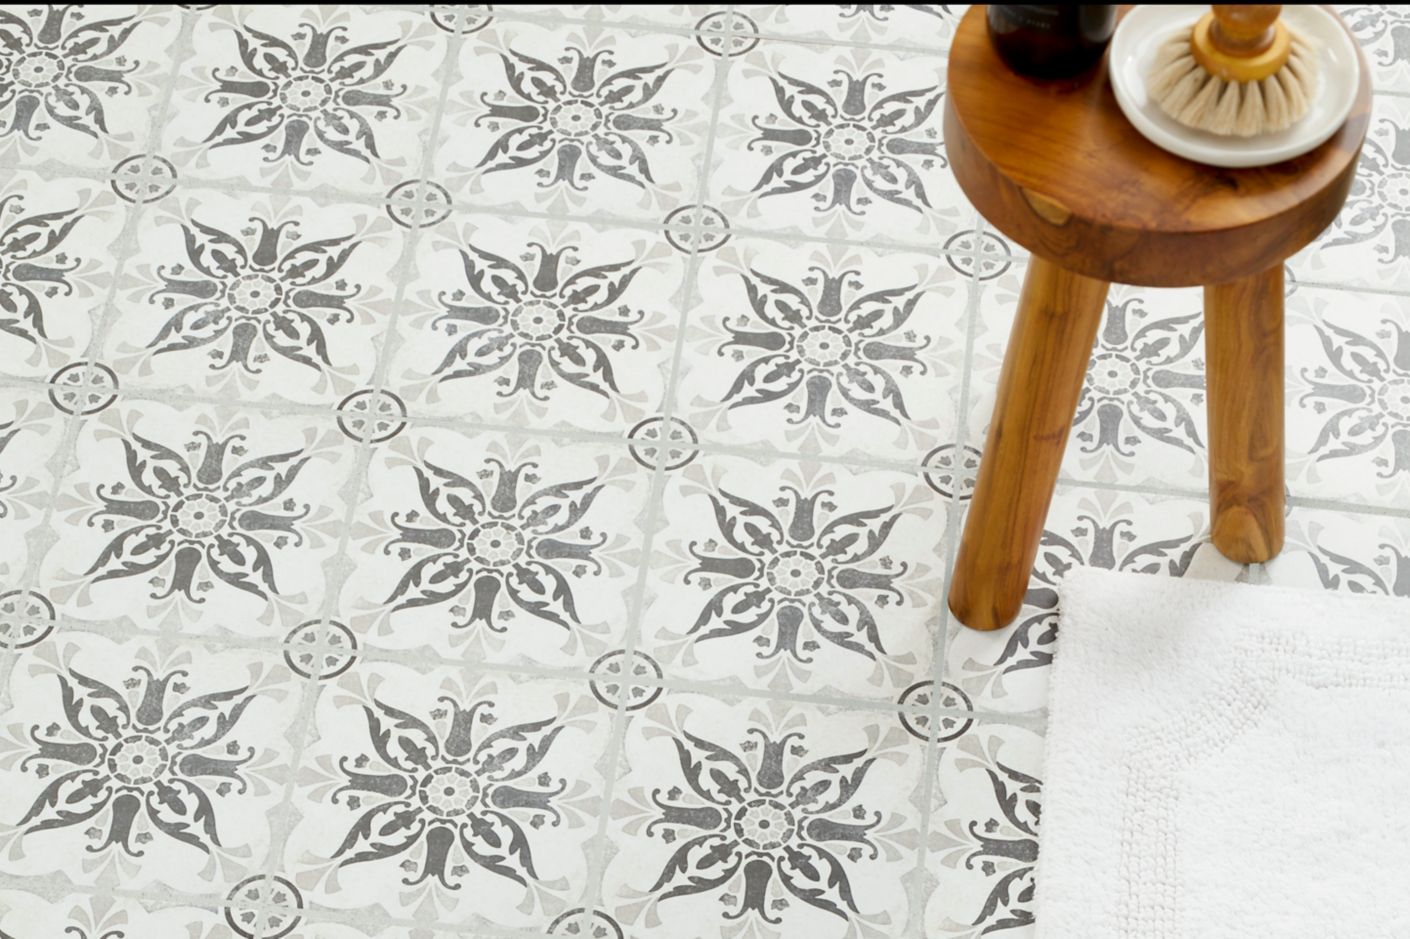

{"left": 1036, "top": 568, "right": 1410, "bottom": 938}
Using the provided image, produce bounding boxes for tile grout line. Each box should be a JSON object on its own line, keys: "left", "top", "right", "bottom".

{"left": 573, "top": 10, "right": 744, "bottom": 931}
{"left": 905, "top": 208, "right": 987, "bottom": 938}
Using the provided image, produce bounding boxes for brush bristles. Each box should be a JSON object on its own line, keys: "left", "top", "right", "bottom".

{"left": 1147, "top": 26, "right": 1319, "bottom": 137}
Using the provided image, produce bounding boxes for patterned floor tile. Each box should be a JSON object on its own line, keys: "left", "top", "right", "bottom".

{"left": 40, "top": 398, "right": 359, "bottom": 639}
{"left": 708, "top": 38, "right": 966, "bottom": 245}
{"left": 1287, "top": 283, "right": 1410, "bottom": 507}
{"left": 161, "top": 6, "right": 447, "bottom": 194}
{"left": 1288, "top": 93, "right": 1410, "bottom": 292}
{"left": 1342, "top": 5, "right": 1410, "bottom": 94}
{"left": 639, "top": 452, "right": 948, "bottom": 702}
{"left": 286, "top": 664, "right": 611, "bottom": 930}
{"left": 674, "top": 236, "right": 969, "bottom": 463}
{"left": 0, "top": 891, "right": 225, "bottom": 937}
{"left": 0, "top": 172, "right": 128, "bottom": 382}
{"left": 1271, "top": 502, "right": 1410, "bottom": 597}
{"left": 104, "top": 189, "right": 407, "bottom": 406}
{"left": 742, "top": 4, "right": 965, "bottom": 49}
{"left": 338, "top": 426, "right": 652, "bottom": 670}
{"left": 925, "top": 717, "right": 1044, "bottom": 939}
{"left": 601, "top": 692, "right": 928, "bottom": 939}
{"left": 384, "top": 213, "right": 684, "bottom": 434}
{"left": 0, "top": 6, "right": 180, "bottom": 170}
{"left": 944, "top": 485, "right": 1222, "bottom": 715}
{"left": 966, "top": 264, "right": 1211, "bottom": 493}
{"left": 0, "top": 387, "right": 71, "bottom": 594}
{"left": 432, "top": 19, "right": 717, "bottom": 221}
{"left": 0, "top": 628, "right": 302, "bottom": 894}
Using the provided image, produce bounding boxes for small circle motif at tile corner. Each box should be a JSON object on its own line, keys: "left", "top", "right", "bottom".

{"left": 430, "top": 4, "right": 494, "bottom": 34}
{"left": 589, "top": 649, "right": 664, "bottom": 712}
{"left": 111, "top": 155, "right": 178, "bottom": 204}
{"left": 283, "top": 619, "right": 359, "bottom": 681}
{"left": 898, "top": 679, "right": 974, "bottom": 742}
{"left": 0, "top": 589, "right": 56, "bottom": 649}
{"left": 943, "top": 230, "right": 1014, "bottom": 280}
{"left": 337, "top": 389, "right": 408, "bottom": 443}
{"left": 224, "top": 875, "right": 304, "bottom": 939}
{"left": 627, "top": 416, "right": 700, "bottom": 471}
{"left": 548, "top": 908, "right": 626, "bottom": 939}
{"left": 695, "top": 11, "right": 761, "bottom": 57}
{"left": 923, "top": 443, "right": 983, "bottom": 501}
{"left": 48, "top": 362, "right": 119, "bottom": 416}
{"left": 385, "top": 180, "right": 453, "bottom": 229}
{"left": 663, "top": 205, "right": 731, "bottom": 253}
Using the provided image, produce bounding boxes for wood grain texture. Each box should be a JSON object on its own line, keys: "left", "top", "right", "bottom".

{"left": 1205, "top": 266, "right": 1286, "bottom": 563}
{"left": 943, "top": 5, "right": 1371, "bottom": 286}
{"left": 948, "top": 257, "right": 1110, "bottom": 631}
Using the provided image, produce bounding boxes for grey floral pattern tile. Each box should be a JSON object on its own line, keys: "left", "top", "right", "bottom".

{"left": 340, "top": 427, "right": 651, "bottom": 669}
{"left": 676, "top": 237, "right": 967, "bottom": 462}
{"left": 163, "top": 6, "right": 445, "bottom": 192}
{"left": 945, "top": 486, "right": 1213, "bottom": 715}
{"left": 711, "top": 40, "right": 965, "bottom": 244}
{"left": 1, "top": 6, "right": 1407, "bottom": 938}
{"left": 968, "top": 267, "right": 1210, "bottom": 491}
{"left": 1287, "top": 284, "right": 1410, "bottom": 506}
{"left": 386, "top": 214, "right": 682, "bottom": 432}
{"left": 641, "top": 454, "right": 948, "bottom": 701}
{"left": 602, "top": 693, "right": 927, "bottom": 939}
{"left": 1290, "top": 94, "right": 1410, "bottom": 292}
{"left": 287, "top": 665, "right": 609, "bottom": 929}
{"left": 435, "top": 20, "right": 715, "bottom": 219}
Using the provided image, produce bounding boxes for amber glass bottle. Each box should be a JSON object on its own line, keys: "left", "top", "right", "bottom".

{"left": 986, "top": 5, "right": 1117, "bottom": 79}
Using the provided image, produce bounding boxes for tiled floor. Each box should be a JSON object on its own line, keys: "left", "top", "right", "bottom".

{"left": 0, "top": 4, "right": 1407, "bottom": 937}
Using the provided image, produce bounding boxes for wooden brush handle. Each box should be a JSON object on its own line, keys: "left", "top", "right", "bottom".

{"left": 1209, "top": 5, "right": 1282, "bottom": 57}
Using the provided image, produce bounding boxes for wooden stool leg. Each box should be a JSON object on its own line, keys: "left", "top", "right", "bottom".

{"left": 1205, "top": 265, "right": 1285, "bottom": 563}
{"left": 948, "top": 257, "right": 1109, "bottom": 631}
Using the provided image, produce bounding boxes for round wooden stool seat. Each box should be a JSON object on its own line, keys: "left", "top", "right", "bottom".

{"left": 943, "top": 6, "right": 1372, "bottom": 630}
{"left": 944, "top": 7, "right": 1371, "bottom": 287}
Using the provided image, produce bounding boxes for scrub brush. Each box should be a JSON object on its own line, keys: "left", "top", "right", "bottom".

{"left": 1148, "top": 5, "right": 1318, "bottom": 137}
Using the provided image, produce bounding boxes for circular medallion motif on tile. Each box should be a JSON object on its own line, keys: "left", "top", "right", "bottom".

{"left": 548, "top": 908, "right": 626, "bottom": 939}
{"left": 663, "top": 205, "right": 731, "bottom": 253}
{"left": 628, "top": 416, "right": 700, "bottom": 470}
{"left": 0, "top": 589, "right": 55, "bottom": 649}
{"left": 283, "top": 619, "right": 359, "bottom": 680}
{"left": 111, "top": 155, "right": 178, "bottom": 204}
{"left": 943, "top": 230, "right": 1013, "bottom": 280}
{"left": 589, "top": 650, "right": 664, "bottom": 711}
{"left": 386, "top": 180, "right": 453, "bottom": 228}
{"left": 48, "top": 362, "right": 118, "bottom": 415}
{"left": 923, "top": 443, "right": 982, "bottom": 501}
{"left": 224, "top": 875, "right": 303, "bottom": 939}
{"left": 337, "top": 389, "right": 408, "bottom": 443}
{"left": 430, "top": 4, "right": 494, "bottom": 33}
{"left": 898, "top": 679, "right": 974, "bottom": 742}
{"left": 695, "top": 11, "right": 761, "bottom": 56}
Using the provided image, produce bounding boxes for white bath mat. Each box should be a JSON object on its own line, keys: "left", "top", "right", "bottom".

{"left": 1037, "top": 568, "right": 1410, "bottom": 938}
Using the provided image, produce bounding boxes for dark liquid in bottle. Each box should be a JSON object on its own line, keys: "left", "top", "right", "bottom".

{"left": 986, "top": 5, "right": 1117, "bottom": 79}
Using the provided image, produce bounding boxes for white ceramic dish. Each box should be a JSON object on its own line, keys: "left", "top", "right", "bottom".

{"left": 1108, "top": 5, "right": 1360, "bottom": 168}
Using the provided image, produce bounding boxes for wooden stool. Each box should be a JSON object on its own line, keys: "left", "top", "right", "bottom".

{"left": 944, "top": 6, "right": 1371, "bottom": 631}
